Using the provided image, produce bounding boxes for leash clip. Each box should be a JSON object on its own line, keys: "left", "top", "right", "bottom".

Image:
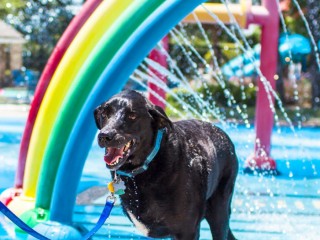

{"left": 108, "top": 175, "right": 126, "bottom": 196}
{"left": 107, "top": 174, "right": 126, "bottom": 204}
{"left": 106, "top": 194, "right": 116, "bottom": 203}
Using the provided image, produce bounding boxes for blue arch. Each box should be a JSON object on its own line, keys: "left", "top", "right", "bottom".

{"left": 50, "top": 0, "right": 205, "bottom": 223}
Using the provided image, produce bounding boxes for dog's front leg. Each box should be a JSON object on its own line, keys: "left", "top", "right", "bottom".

{"left": 173, "top": 227, "right": 200, "bottom": 240}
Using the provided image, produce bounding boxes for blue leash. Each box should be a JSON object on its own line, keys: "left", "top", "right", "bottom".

{"left": 0, "top": 201, "right": 49, "bottom": 240}
{"left": 81, "top": 200, "right": 114, "bottom": 239}
{"left": 0, "top": 199, "right": 114, "bottom": 239}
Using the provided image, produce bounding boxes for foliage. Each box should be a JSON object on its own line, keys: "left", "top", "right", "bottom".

{"left": 166, "top": 82, "right": 256, "bottom": 118}
{"left": 2, "top": 0, "right": 75, "bottom": 72}
{"left": 282, "top": 0, "right": 319, "bottom": 39}
{"left": 169, "top": 12, "right": 262, "bottom": 78}
{"left": 280, "top": 0, "right": 320, "bottom": 108}
{"left": 0, "top": 1, "right": 25, "bottom": 19}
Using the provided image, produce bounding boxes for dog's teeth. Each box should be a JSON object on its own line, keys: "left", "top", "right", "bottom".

{"left": 111, "top": 157, "right": 122, "bottom": 166}
{"left": 124, "top": 142, "right": 131, "bottom": 152}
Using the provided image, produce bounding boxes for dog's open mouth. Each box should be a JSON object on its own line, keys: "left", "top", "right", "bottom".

{"left": 104, "top": 139, "right": 135, "bottom": 170}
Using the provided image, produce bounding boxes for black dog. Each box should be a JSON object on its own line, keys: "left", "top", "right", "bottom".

{"left": 94, "top": 90, "right": 238, "bottom": 240}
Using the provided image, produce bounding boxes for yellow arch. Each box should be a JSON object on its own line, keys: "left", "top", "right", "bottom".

{"left": 9, "top": 0, "right": 133, "bottom": 215}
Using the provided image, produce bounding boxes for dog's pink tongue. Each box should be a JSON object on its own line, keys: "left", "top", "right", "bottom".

{"left": 104, "top": 147, "right": 124, "bottom": 165}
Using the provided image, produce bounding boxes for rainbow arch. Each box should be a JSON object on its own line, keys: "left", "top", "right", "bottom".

{"left": 13, "top": 0, "right": 102, "bottom": 191}
{"left": 8, "top": 0, "right": 205, "bottom": 227}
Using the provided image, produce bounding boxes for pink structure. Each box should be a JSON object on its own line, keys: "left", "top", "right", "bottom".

{"left": 148, "top": 1, "right": 280, "bottom": 173}
{"left": 148, "top": 36, "right": 169, "bottom": 109}
{"left": 245, "top": 0, "right": 279, "bottom": 172}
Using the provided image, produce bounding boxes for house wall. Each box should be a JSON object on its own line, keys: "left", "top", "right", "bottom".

{"left": 0, "top": 44, "right": 24, "bottom": 87}
{"left": 0, "top": 45, "right": 6, "bottom": 86}
{"left": 10, "top": 44, "right": 23, "bottom": 70}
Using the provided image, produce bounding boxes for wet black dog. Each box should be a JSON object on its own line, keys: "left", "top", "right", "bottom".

{"left": 94, "top": 90, "right": 238, "bottom": 240}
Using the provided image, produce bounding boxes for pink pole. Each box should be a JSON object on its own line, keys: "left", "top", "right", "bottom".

{"left": 245, "top": 0, "right": 279, "bottom": 172}
{"left": 148, "top": 36, "right": 169, "bottom": 109}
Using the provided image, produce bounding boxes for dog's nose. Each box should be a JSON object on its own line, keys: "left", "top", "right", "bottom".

{"left": 98, "top": 131, "right": 116, "bottom": 145}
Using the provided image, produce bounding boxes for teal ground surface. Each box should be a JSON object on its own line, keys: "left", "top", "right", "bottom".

{"left": 0, "top": 109, "right": 319, "bottom": 239}
{"left": 1, "top": 175, "right": 320, "bottom": 239}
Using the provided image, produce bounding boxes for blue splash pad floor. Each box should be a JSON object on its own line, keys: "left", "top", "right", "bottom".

{"left": 0, "top": 112, "right": 320, "bottom": 239}
{"left": 1, "top": 175, "right": 319, "bottom": 239}
{"left": 72, "top": 174, "right": 320, "bottom": 240}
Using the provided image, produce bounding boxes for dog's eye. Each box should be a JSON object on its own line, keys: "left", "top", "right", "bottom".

{"left": 101, "top": 112, "right": 108, "bottom": 118}
{"left": 128, "top": 113, "right": 137, "bottom": 120}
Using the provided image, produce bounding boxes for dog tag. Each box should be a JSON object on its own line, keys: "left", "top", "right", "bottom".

{"left": 107, "top": 182, "right": 115, "bottom": 194}
{"left": 113, "top": 179, "right": 126, "bottom": 195}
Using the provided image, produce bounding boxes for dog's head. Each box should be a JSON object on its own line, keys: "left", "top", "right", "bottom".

{"left": 94, "top": 90, "right": 172, "bottom": 171}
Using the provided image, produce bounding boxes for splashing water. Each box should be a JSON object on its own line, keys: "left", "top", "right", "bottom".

{"left": 155, "top": 42, "right": 228, "bottom": 124}
{"left": 169, "top": 27, "right": 249, "bottom": 128}
{"left": 123, "top": 1, "right": 320, "bottom": 238}
{"left": 276, "top": 0, "right": 303, "bottom": 130}
{"left": 200, "top": 3, "right": 298, "bottom": 135}
{"left": 292, "top": 0, "right": 320, "bottom": 71}
{"left": 185, "top": 14, "right": 251, "bottom": 128}
{"left": 142, "top": 58, "right": 225, "bottom": 122}
{"left": 1, "top": 1, "right": 320, "bottom": 239}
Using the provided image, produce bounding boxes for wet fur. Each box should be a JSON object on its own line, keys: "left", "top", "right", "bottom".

{"left": 94, "top": 90, "right": 238, "bottom": 240}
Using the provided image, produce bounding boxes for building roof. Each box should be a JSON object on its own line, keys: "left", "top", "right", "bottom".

{"left": 0, "top": 20, "right": 26, "bottom": 44}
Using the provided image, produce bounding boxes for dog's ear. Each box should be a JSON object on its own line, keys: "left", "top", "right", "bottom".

{"left": 93, "top": 105, "right": 103, "bottom": 130}
{"left": 148, "top": 104, "right": 173, "bottom": 129}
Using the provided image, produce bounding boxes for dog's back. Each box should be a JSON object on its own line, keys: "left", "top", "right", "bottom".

{"left": 121, "top": 119, "right": 238, "bottom": 239}
{"left": 170, "top": 119, "right": 238, "bottom": 199}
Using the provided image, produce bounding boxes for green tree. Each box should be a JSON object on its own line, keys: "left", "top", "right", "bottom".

{"left": 0, "top": 1, "right": 25, "bottom": 19}
{"left": 279, "top": 0, "right": 319, "bottom": 108}
{"left": 305, "top": 0, "right": 320, "bottom": 108}
{"left": 3, "top": 0, "right": 75, "bottom": 72}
